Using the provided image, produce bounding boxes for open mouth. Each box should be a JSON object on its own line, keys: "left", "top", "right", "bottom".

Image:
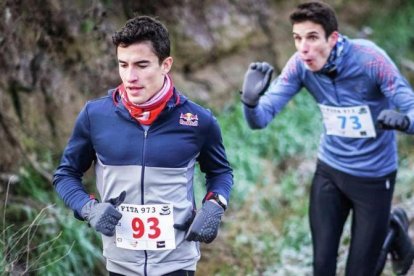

{"left": 304, "top": 58, "right": 313, "bottom": 65}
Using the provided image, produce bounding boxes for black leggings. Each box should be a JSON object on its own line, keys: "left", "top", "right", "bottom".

{"left": 310, "top": 160, "right": 396, "bottom": 276}
{"left": 109, "top": 270, "right": 195, "bottom": 276}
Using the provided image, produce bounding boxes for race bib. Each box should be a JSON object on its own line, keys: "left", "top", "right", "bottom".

{"left": 318, "top": 104, "right": 376, "bottom": 138}
{"left": 115, "top": 204, "right": 176, "bottom": 251}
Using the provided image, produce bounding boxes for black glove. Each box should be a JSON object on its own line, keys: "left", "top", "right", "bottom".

{"left": 377, "top": 110, "right": 410, "bottom": 131}
{"left": 241, "top": 62, "right": 274, "bottom": 107}
{"left": 80, "top": 191, "right": 126, "bottom": 236}
{"left": 184, "top": 200, "right": 224, "bottom": 243}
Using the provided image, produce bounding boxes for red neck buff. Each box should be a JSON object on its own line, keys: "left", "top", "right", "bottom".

{"left": 118, "top": 74, "right": 173, "bottom": 125}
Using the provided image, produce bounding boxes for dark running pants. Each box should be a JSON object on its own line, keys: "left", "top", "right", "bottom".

{"left": 109, "top": 270, "right": 195, "bottom": 276}
{"left": 310, "top": 160, "right": 396, "bottom": 276}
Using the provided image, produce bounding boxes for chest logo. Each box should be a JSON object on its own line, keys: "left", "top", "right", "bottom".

{"left": 179, "top": 113, "right": 199, "bottom": 126}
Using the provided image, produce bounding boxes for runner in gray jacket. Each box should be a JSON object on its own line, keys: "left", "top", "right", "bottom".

{"left": 54, "top": 16, "right": 233, "bottom": 276}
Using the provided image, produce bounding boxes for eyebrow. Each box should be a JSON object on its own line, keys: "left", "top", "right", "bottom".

{"left": 293, "top": 31, "right": 320, "bottom": 36}
{"left": 118, "top": 59, "right": 151, "bottom": 65}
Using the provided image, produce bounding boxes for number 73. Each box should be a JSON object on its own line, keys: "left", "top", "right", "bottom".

{"left": 337, "top": 115, "right": 362, "bottom": 130}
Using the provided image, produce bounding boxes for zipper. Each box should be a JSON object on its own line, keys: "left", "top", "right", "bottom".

{"left": 141, "top": 130, "right": 148, "bottom": 205}
{"left": 332, "top": 78, "right": 340, "bottom": 105}
{"left": 141, "top": 129, "right": 148, "bottom": 276}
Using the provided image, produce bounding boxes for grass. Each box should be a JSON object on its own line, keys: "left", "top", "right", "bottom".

{"left": 0, "top": 169, "right": 105, "bottom": 276}
{"left": 196, "top": 92, "right": 320, "bottom": 275}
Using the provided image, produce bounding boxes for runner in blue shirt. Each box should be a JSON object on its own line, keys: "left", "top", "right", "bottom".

{"left": 241, "top": 2, "right": 414, "bottom": 275}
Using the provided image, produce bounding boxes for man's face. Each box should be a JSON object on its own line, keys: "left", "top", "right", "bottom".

{"left": 292, "top": 21, "right": 338, "bottom": 72}
{"left": 117, "top": 41, "right": 172, "bottom": 104}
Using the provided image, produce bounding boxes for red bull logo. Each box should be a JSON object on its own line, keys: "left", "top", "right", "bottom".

{"left": 179, "top": 113, "right": 199, "bottom": 126}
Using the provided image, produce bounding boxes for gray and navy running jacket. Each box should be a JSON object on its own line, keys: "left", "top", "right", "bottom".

{"left": 53, "top": 88, "right": 233, "bottom": 275}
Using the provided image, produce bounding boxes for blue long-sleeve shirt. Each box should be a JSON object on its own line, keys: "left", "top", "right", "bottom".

{"left": 244, "top": 37, "right": 414, "bottom": 177}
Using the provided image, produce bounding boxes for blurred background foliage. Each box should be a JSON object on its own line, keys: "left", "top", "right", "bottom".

{"left": 1, "top": 0, "right": 414, "bottom": 275}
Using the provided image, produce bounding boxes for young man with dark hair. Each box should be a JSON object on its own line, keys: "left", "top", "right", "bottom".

{"left": 241, "top": 1, "right": 414, "bottom": 275}
{"left": 54, "top": 16, "right": 233, "bottom": 276}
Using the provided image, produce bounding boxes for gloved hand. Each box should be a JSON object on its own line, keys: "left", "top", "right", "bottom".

{"left": 81, "top": 191, "right": 126, "bottom": 236}
{"left": 184, "top": 200, "right": 224, "bottom": 243}
{"left": 241, "top": 62, "right": 274, "bottom": 107}
{"left": 377, "top": 110, "right": 410, "bottom": 131}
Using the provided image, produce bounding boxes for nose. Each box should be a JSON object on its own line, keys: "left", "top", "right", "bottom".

{"left": 126, "top": 67, "right": 138, "bottom": 83}
{"left": 298, "top": 40, "right": 310, "bottom": 54}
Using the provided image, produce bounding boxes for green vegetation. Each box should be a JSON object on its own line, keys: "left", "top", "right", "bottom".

{"left": 196, "top": 93, "right": 320, "bottom": 275}
{"left": 218, "top": 91, "right": 321, "bottom": 205}
{"left": 1, "top": 168, "right": 105, "bottom": 275}
{"left": 369, "top": 2, "right": 414, "bottom": 62}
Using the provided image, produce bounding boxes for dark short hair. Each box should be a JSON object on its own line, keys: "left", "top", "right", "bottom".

{"left": 112, "top": 16, "right": 170, "bottom": 63}
{"left": 289, "top": 2, "right": 338, "bottom": 38}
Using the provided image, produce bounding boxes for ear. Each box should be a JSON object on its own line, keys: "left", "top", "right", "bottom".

{"left": 328, "top": 31, "right": 339, "bottom": 48}
{"left": 161, "top": 57, "right": 173, "bottom": 75}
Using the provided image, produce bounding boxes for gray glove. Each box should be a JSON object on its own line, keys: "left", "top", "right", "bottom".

{"left": 185, "top": 200, "right": 224, "bottom": 243}
{"left": 241, "top": 62, "right": 274, "bottom": 107}
{"left": 377, "top": 110, "right": 410, "bottom": 131}
{"left": 80, "top": 191, "right": 126, "bottom": 236}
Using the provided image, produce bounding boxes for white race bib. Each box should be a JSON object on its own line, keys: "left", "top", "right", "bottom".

{"left": 318, "top": 104, "right": 376, "bottom": 138}
{"left": 115, "top": 204, "right": 176, "bottom": 251}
